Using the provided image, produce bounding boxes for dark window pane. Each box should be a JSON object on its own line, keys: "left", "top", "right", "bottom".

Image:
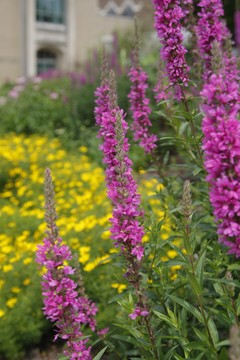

{"left": 37, "top": 49, "right": 57, "bottom": 74}
{"left": 36, "top": 0, "right": 65, "bottom": 24}
{"left": 121, "top": 6, "right": 134, "bottom": 17}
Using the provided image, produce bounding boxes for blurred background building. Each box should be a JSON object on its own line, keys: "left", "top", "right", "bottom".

{"left": 0, "top": 0, "right": 236, "bottom": 84}
{"left": 0, "top": 0, "right": 153, "bottom": 84}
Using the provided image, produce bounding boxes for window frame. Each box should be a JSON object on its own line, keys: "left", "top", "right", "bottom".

{"left": 36, "top": 0, "right": 66, "bottom": 25}
{"left": 36, "top": 49, "right": 58, "bottom": 75}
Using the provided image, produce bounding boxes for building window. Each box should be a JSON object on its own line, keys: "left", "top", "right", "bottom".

{"left": 36, "top": 0, "right": 65, "bottom": 24}
{"left": 121, "top": 5, "right": 135, "bottom": 17}
{"left": 37, "top": 49, "right": 57, "bottom": 74}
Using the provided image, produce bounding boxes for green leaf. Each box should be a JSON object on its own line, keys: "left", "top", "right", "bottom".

{"left": 217, "top": 340, "right": 230, "bottom": 347}
{"left": 174, "top": 354, "right": 185, "bottom": 360}
{"left": 219, "top": 347, "right": 229, "bottom": 360}
{"left": 187, "top": 272, "right": 202, "bottom": 296}
{"left": 192, "top": 166, "right": 203, "bottom": 176}
{"left": 195, "top": 250, "right": 206, "bottom": 288}
{"left": 114, "top": 324, "right": 149, "bottom": 347}
{"left": 154, "top": 311, "right": 178, "bottom": 328}
{"left": 208, "top": 318, "right": 219, "bottom": 347}
{"left": 184, "top": 341, "right": 207, "bottom": 351}
{"left": 93, "top": 346, "right": 108, "bottom": 360}
{"left": 193, "top": 327, "right": 208, "bottom": 342}
{"left": 228, "top": 263, "right": 240, "bottom": 271}
{"left": 164, "top": 345, "right": 179, "bottom": 360}
{"left": 194, "top": 351, "right": 208, "bottom": 360}
{"left": 213, "top": 283, "right": 224, "bottom": 296}
{"left": 169, "top": 295, "right": 204, "bottom": 323}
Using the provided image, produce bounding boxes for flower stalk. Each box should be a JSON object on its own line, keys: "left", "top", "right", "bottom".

{"left": 36, "top": 168, "right": 98, "bottom": 360}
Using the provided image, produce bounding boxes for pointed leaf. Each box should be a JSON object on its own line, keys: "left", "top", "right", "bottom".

{"left": 93, "top": 346, "right": 108, "bottom": 360}
{"left": 169, "top": 295, "right": 204, "bottom": 323}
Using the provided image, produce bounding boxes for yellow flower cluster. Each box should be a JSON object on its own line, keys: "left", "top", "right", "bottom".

{"left": 0, "top": 133, "right": 174, "bottom": 319}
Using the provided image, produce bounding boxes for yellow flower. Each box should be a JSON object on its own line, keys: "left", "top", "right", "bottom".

{"left": 2, "top": 246, "right": 12, "bottom": 254}
{"left": 23, "top": 278, "right": 31, "bottom": 286}
{"left": 111, "top": 283, "right": 127, "bottom": 293}
{"left": 2, "top": 264, "right": 13, "bottom": 272}
{"left": 0, "top": 310, "right": 5, "bottom": 318}
{"left": 6, "top": 298, "right": 17, "bottom": 308}
{"left": 142, "top": 234, "right": 149, "bottom": 243}
{"left": 11, "top": 287, "right": 21, "bottom": 293}
{"left": 167, "top": 250, "right": 178, "bottom": 259}
{"left": 79, "top": 246, "right": 90, "bottom": 264}
{"left": 23, "top": 257, "right": 32, "bottom": 265}
{"left": 101, "top": 230, "right": 111, "bottom": 240}
{"left": 79, "top": 146, "right": 88, "bottom": 153}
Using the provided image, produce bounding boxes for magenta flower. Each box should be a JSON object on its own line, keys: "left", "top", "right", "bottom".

{"left": 128, "top": 66, "right": 157, "bottom": 153}
{"left": 96, "top": 71, "right": 150, "bottom": 322}
{"left": 94, "top": 54, "right": 110, "bottom": 139}
{"left": 201, "top": 73, "right": 240, "bottom": 256}
{"left": 94, "top": 81, "right": 110, "bottom": 140}
{"left": 195, "top": 0, "right": 230, "bottom": 74}
{"left": 36, "top": 168, "right": 97, "bottom": 359}
{"left": 152, "top": 0, "right": 189, "bottom": 99}
{"left": 100, "top": 102, "right": 145, "bottom": 261}
{"left": 129, "top": 306, "right": 149, "bottom": 320}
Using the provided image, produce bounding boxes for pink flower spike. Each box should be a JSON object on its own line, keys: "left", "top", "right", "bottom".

{"left": 128, "top": 66, "right": 157, "bottom": 153}
{"left": 152, "top": 0, "right": 189, "bottom": 100}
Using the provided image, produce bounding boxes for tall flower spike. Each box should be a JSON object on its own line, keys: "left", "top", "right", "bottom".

{"left": 152, "top": 0, "right": 189, "bottom": 100}
{"left": 128, "top": 18, "right": 157, "bottom": 153}
{"left": 94, "top": 46, "right": 110, "bottom": 139}
{"left": 201, "top": 63, "right": 240, "bottom": 256}
{"left": 36, "top": 168, "right": 97, "bottom": 360}
{"left": 195, "top": 0, "right": 230, "bottom": 76}
{"left": 99, "top": 71, "right": 151, "bottom": 321}
{"left": 103, "top": 70, "right": 145, "bottom": 262}
{"left": 153, "top": 57, "right": 171, "bottom": 103}
{"left": 181, "top": 180, "right": 192, "bottom": 224}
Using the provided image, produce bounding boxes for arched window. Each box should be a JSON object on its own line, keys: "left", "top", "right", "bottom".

{"left": 36, "top": 0, "right": 65, "bottom": 24}
{"left": 121, "top": 5, "right": 135, "bottom": 17}
{"left": 37, "top": 49, "right": 57, "bottom": 74}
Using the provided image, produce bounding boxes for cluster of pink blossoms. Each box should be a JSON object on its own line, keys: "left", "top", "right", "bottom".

{"left": 152, "top": 0, "right": 189, "bottom": 99}
{"left": 128, "top": 66, "right": 157, "bottom": 153}
{"left": 201, "top": 74, "right": 240, "bottom": 256}
{"left": 100, "top": 104, "right": 145, "bottom": 262}
{"left": 36, "top": 169, "right": 97, "bottom": 360}
{"left": 195, "top": 0, "right": 230, "bottom": 73}
{"left": 95, "top": 71, "right": 149, "bottom": 320}
{"left": 94, "top": 80, "right": 110, "bottom": 139}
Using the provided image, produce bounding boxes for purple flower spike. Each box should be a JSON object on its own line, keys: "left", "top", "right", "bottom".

{"left": 128, "top": 66, "right": 157, "bottom": 154}
{"left": 152, "top": 0, "right": 189, "bottom": 100}
{"left": 94, "top": 48, "right": 110, "bottom": 139}
{"left": 100, "top": 72, "right": 145, "bottom": 262}
{"left": 196, "top": 0, "right": 230, "bottom": 74}
{"left": 201, "top": 72, "right": 240, "bottom": 257}
{"left": 36, "top": 168, "right": 98, "bottom": 359}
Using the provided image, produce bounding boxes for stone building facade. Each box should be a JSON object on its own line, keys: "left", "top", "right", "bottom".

{"left": 0, "top": 0, "right": 152, "bottom": 83}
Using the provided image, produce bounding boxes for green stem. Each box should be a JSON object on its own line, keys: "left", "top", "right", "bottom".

{"left": 183, "top": 97, "right": 204, "bottom": 167}
{"left": 143, "top": 315, "right": 160, "bottom": 360}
